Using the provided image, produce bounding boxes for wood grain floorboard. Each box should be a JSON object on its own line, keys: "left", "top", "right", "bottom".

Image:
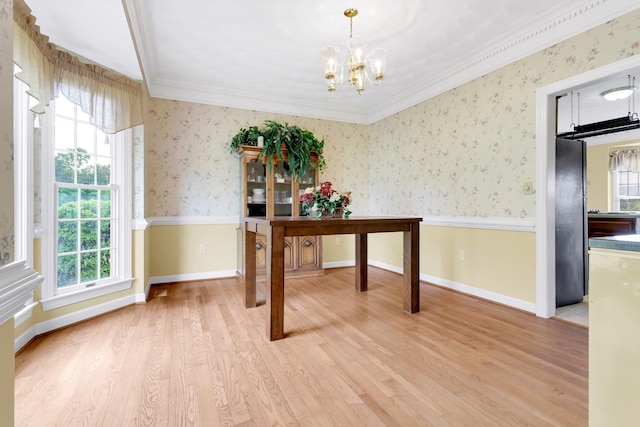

{"left": 15, "top": 267, "right": 588, "bottom": 426}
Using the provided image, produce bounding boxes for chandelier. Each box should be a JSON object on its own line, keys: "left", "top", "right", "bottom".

{"left": 321, "top": 8, "right": 386, "bottom": 95}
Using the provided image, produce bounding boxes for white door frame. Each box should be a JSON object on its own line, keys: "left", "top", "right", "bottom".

{"left": 535, "top": 54, "right": 640, "bottom": 318}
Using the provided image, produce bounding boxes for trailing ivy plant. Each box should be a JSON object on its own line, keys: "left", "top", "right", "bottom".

{"left": 230, "top": 120, "right": 326, "bottom": 178}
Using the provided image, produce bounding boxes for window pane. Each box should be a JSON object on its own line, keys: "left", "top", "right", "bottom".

{"left": 77, "top": 122, "right": 96, "bottom": 154}
{"left": 101, "top": 220, "right": 111, "bottom": 247}
{"left": 80, "top": 252, "right": 98, "bottom": 282}
{"left": 76, "top": 106, "right": 91, "bottom": 123}
{"left": 100, "top": 250, "right": 111, "bottom": 279}
{"left": 77, "top": 154, "right": 96, "bottom": 185}
{"left": 80, "top": 190, "right": 98, "bottom": 218}
{"left": 55, "top": 97, "right": 75, "bottom": 119}
{"left": 58, "top": 221, "right": 77, "bottom": 253}
{"left": 96, "top": 157, "right": 111, "bottom": 185}
{"left": 101, "top": 191, "right": 111, "bottom": 217}
{"left": 96, "top": 130, "right": 110, "bottom": 157}
{"left": 55, "top": 150, "right": 76, "bottom": 183}
{"left": 58, "top": 188, "right": 78, "bottom": 218}
{"left": 58, "top": 254, "right": 78, "bottom": 287}
{"left": 54, "top": 117, "right": 74, "bottom": 150}
{"left": 81, "top": 220, "right": 98, "bottom": 250}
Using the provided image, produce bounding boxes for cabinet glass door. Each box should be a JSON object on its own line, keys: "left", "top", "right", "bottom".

{"left": 272, "top": 161, "right": 293, "bottom": 217}
{"left": 247, "top": 159, "right": 266, "bottom": 217}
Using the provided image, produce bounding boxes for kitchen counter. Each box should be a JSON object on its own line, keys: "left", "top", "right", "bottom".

{"left": 589, "top": 243, "right": 640, "bottom": 425}
{"left": 588, "top": 212, "right": 640, "bottom": 218}
{"left": 589, "top": 234, "right": 640, "bottom": 252}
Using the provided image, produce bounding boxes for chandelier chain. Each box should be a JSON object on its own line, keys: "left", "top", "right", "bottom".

{"left": 349, "top": 16, "right": 353, "bottom": 39}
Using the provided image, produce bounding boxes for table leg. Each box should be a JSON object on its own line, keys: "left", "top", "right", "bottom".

{"left": 244, "top": 228, "right": 256, "bottom": 308}
{"left": 355, "top": 233, "right": 368, "bottom": 292}
{"left": 403, "top": 222, "right": 420, "bottom": 313}
{"left": 266, "top": 225, "right": 285, "bottom": 341}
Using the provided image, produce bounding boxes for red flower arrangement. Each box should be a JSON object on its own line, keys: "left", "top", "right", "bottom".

{"left": 300, "top": 181, "right": 352, "bottom": 218}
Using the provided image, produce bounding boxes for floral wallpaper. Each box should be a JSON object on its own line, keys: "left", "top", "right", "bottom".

{"left": 369, "top": 10, "right": 640, "bottom": 218}
{"left": 146, "top": 99, "right": 368, "bottom": 217}
{"left": 133, "top": 125, "right": 145, "bottom": 220}
{"left": 145, "top": 9, "right": 640, "bottom": 221}
{"left": 0, "top": 0, "right": 14, "bottom": 266}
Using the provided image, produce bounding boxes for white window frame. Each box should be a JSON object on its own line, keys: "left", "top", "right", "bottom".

{"left": 12, "top": 74, "right": 39, "bottom": 325}
{"left": 612, "top": 165, "right": 640, "bottom": 212}
{"left": 40, "top": 96, "right": 133, "bottom": 311}
{"left": 13, "top": 75, "right": 33, "bottom": 267}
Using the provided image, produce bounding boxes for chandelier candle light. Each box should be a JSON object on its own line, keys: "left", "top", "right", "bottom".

{"left": 321, "top": 8, "right": 386, "bottom": 95}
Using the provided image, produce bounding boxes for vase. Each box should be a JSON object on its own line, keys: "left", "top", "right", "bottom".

{"left": 320, "top": 207, "right": 343, "bottom": 218}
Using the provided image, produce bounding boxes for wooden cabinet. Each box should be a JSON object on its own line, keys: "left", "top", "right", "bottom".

{"left": 588, "top": 215, "right": 640, "bottom": 238}
{"left": 239, "top": 146, "right": 323, "bottom": 279}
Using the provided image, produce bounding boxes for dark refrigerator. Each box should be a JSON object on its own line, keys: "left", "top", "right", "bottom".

{"left": 555, "top": 137, "right": 589, "bottom": 307}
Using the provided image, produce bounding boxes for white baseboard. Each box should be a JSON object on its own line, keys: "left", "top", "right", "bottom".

{"left": 15, "top": 324, "right": 36, "bottom": 353}
{"left": 421, "top": 274, "right": 536, "bottom": 313}
{"left": 148, "top": 270, "right": 237, "bottom": 286}
{"left": 138, "top": 279, "right": 153, "bottom": 303}
{"left": 323, "top": 260, "right": 355, "bottom": 269}
{"left": 15, "top": 294, "right": 136, "bottom": 353}
{"left": 368, "top": 259, "right": 536, "bottom": 314}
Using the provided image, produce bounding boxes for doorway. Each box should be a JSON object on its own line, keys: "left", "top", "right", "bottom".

{"left": 535, "top": 54, "right": 640, "bottom": 320}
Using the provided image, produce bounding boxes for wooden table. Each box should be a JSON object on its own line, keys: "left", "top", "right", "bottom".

{"left": 244, "top": 215, "right": 423, "bottom": 341}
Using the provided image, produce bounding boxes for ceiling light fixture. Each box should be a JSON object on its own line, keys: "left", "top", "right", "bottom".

{"left": 600, "top": 75, "right": 637, "bottom": 101}
{"left": 320, "top": 8, "right": 386, "bottom": 95}
{"left": 600, "top": 86, "right": 635, "bottom": 101}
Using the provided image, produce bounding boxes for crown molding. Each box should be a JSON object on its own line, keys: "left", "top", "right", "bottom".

{"left": 367, "top": 0, "right": 640, "bottom": 123}
{"left": 148, "top": 79, "right": 371, "bottom": 124}
{"left": 131, "top": 0, "right": 640, "bottom": 125}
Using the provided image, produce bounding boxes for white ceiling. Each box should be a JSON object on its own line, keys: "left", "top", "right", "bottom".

{"left": 22, "top": 0, "right": 640, "bottom": 131}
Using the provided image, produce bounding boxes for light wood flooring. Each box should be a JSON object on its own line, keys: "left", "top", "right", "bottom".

{"left": 15, "top": 267, "right": 588, "bottom": 426}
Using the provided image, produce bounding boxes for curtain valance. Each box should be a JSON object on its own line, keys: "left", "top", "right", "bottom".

{"left": 12, "top": 0, "right": 143, "bottom": 134}
{"left": 609, "top": 149, "right": 640, "bottom": 173}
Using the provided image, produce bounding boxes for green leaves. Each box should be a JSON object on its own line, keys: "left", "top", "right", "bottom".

{"left": 230, "top": 120, "right": 326, "bottom": 178}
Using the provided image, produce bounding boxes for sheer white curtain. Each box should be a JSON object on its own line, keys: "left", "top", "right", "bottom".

{"left": 12, "top": 0, "right": 143, "bottom": 134}
{"left": 609, "top": 149, "right": 640, "bottom": 172}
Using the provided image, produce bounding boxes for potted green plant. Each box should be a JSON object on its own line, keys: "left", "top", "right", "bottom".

{"left": 230, "top": 120, "right": 325, "bottom": 178}
{"left": 229, "top": 125, "right": 262, "bottom": 152}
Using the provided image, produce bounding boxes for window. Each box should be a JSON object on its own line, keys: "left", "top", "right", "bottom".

{"left": 13, "top": 70, "right": 38, "bottom": 323}
{"left": 613, "top": 166, "right": 640, "bottom": 211}
{"left": 42, "top": 95, "right": 132, "bottom": 309}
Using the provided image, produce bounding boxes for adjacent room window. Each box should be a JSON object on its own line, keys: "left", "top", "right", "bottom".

{"left": 613, "top": 166, "right": 640, "bottom": 211}
{"left": 42, "top": 94, "right": 132, "bottom": 307}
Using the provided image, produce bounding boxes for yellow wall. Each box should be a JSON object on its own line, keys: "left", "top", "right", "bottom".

{"left": 322, "top": 234, "right": 355, "bottom": 264}
{"left": 587, "top": 143, "right": 613, "bottom": 212}
{"left": 149, "top": 224, "right": 239, "bottom": 277}
{"left": 0, "top": 319, "right": 14, "bottom": 427}
{"left": 368, "top": 226, "right": 536, "bottom": 303}
{"left": 132, "top": 228, "right": 150, "bottom": 295}
{"left": 587, "top": 139, "right": 640, "bottom": 212}
{"left": 589, "top": 248, "right": 640, "bottom": 425}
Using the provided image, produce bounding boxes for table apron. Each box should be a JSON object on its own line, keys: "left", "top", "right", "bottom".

{"left": 281, "top": 223, "right": 412, "bottom": 237}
